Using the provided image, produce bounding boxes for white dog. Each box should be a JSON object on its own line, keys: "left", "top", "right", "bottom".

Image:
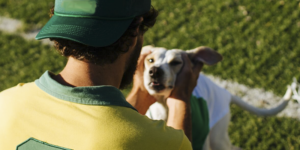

{"left": 142, "top": 45, "right": 292, "bottom": 150}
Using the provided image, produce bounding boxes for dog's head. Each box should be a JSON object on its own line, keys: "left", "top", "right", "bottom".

{"left": 143, "top": 45, "right": 222, "bottom": 99}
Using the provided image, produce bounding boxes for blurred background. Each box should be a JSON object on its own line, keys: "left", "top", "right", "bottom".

{"left": 0, "top": 0, "right": 300, "bottom": 149}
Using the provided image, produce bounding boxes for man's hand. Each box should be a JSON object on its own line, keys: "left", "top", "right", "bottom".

{"left": 132, "top": 47, "right": 151, "bottom": 92}
{"left": 169, "top": 53, "right": 203, "bottom": 101}
{"left": 126, "top": 48, "right": 156, "bottom": 115}
{"left": 166, "top": 53, "right": 204, "bottom": 141}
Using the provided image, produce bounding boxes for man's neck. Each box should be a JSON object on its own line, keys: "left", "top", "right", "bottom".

{"left": 53, "top": 57, "right": 125, "bottom": 88}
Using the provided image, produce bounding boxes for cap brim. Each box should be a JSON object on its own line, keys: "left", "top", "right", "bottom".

{"left": 36, "top": 15, "right": 134, "bottom": 47}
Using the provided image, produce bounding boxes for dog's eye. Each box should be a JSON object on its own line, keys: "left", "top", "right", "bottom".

{"left": 170, "top": 61, "right": 182, "bottom": 66}
{"left": 148, "top": 59, "right": 154, "bottom": 63}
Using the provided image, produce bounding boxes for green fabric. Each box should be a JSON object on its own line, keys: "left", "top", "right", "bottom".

{"left": 54, "top": 12, "right": 136, "bottom": 20}
{"left": 190, "top": 96, "right": 210, "bottom": 150}
{"left": 35, "top": 14, "right": 133, "bottom": 47}
{"left": 59, "top": 0, "right": 97, "bottom": 14}
{"left": 17, "top": 138, "right": 71, "bottom": 150}
{"left": 35, "top": 71, "right": 137, "bottom": 111}
{"left": 54, "top": 0, "right": 150, "bottom": 19}
{"left": 36, "top": 0, "right": 151, "bottom": 47}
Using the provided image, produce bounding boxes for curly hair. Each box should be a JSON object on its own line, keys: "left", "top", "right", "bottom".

{"left": 49, "top": 7, "right": 158, "bottom": 65}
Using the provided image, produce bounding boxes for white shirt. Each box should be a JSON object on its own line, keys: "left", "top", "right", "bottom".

{"left": 146, "top": 74, "right": 232, "bottom": 129}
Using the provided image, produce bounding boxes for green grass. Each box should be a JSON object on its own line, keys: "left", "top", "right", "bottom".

{"left": 229, "top": 104, "right": 300, "bottom": 150}
{"left": 0, "top": 32, "right": 66, "bottom": 91}
{"left": 1, "top": 0, "right": 300, "bottom": 149}
{"left": 0, "top": 0, "right": 54, "bottom": 30}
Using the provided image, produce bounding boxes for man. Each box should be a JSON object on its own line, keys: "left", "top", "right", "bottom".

{"left": 0, "top": 0, "right": 202, "bottom": 149}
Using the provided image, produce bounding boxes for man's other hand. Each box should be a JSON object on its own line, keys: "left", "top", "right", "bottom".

{"left": 126, "top": 48, "right": 156, "bottom": 115}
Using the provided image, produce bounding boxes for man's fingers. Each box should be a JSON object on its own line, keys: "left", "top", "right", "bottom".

{"left": 139, "top": 51, "right": 151, "bottom": 61}
{"left": 181, "top": 53, "right": 203, "bottom": 74}
{"left": 141, "top": 47, "right": 152, "bottom": 55}
{"left": 192, "top": 61, "right": 204, "bottom": 74}
{"left": 137, "top": 49, "right": 152, "bottom": 70}
{"left": 181, "top": 53, "right": 192, "bottom": 70}
{"left": 138, "top": 49, "right": 151, "bottom": 64}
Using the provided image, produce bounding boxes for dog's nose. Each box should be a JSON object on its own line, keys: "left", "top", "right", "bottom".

{"left": 149, "top": 67, "right": 164, "bottom": 78}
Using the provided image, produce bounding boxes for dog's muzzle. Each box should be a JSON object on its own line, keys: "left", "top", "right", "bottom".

{"left": 149, "top": 66, "right": 164, "bottom": 79}
{"left": 148, "top": 66, "right": 165, "bottom": 92}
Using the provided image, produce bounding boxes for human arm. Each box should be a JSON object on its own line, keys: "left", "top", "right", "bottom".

{"left": 166, "top": 53, "right": 203, "bottom": 141}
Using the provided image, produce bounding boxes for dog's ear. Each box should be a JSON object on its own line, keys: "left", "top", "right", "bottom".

{"left": 186, "top": 46, "right": 223, "bottom": 65}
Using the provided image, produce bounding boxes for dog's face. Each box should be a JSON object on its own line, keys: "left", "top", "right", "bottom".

{"left": 143, "top": 45, "right": 222, "bottom": 99}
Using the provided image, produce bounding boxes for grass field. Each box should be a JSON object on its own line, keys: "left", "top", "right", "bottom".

{"left": 0, "top": 0, "right": 54, "bottom": 30}
{"left": 1, "top": 0, "right": 300, "bottom": 149}
{"left": 0, "top": 32, "right": 66, "bottom": 91}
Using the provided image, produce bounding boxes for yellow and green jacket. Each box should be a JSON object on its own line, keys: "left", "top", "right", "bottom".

{"left": 0, "top": 71, "right": 192, "bottom": 150}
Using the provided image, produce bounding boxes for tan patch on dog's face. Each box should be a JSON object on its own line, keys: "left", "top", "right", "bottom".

{"left": 145, "top": 53, "right": 157, "bottom": 70}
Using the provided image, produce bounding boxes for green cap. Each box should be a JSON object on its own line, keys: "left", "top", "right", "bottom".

{"left": 36, "top": 0, "right": 151, "bottom": 47}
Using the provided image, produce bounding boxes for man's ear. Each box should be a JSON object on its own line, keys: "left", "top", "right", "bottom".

{"left": 186, "top": 46, "right": 223, "bottom": 65}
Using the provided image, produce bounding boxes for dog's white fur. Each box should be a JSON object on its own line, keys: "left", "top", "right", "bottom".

{"left": 143, "top": 45, "right": 292, "bottom": 150}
